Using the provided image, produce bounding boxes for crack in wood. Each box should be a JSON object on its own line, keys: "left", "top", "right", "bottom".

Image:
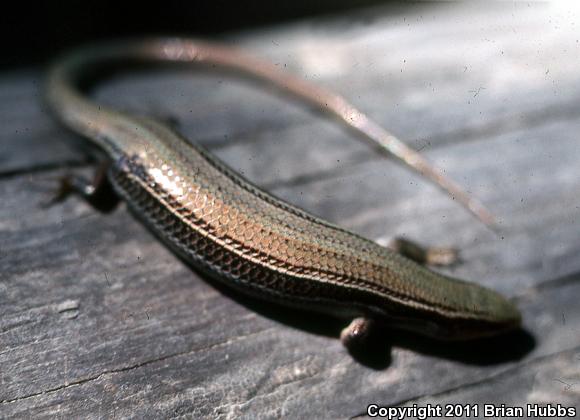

{"left": 0, "top": 160, "right": 88, "bottom": 181}
{"left": 0, "top": 327, "right": 272, "bottom": 406}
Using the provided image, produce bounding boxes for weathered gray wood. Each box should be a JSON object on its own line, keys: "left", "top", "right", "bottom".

{"left": 394, "top": 282, "right": 580, "bottom": 415}
{"left": 2, "top": 2, "right": 580, "bottom": 418}
{"left": 3, "top": 3, "right": 580, "bottom": 179}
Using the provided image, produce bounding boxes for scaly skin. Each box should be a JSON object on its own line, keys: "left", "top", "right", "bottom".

{"left": 45, "top": 38, "right": 521, "bottom": 344}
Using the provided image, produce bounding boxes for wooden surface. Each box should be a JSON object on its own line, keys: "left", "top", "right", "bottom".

{"left": 2, "top": 2, "right": 580, "bottom": 418}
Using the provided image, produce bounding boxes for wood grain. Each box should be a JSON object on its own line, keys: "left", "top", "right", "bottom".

{"left": 1, "top": 2, "right": 579, "bottom": 418}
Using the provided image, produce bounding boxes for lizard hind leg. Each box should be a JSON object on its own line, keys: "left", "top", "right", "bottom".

{"left": 42, "top": 161, "right": 120, "bottom": 213}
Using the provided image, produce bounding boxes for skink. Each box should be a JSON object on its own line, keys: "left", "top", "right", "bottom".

{"left": 45, "top": 38, "right": 521, "bottom": 348}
